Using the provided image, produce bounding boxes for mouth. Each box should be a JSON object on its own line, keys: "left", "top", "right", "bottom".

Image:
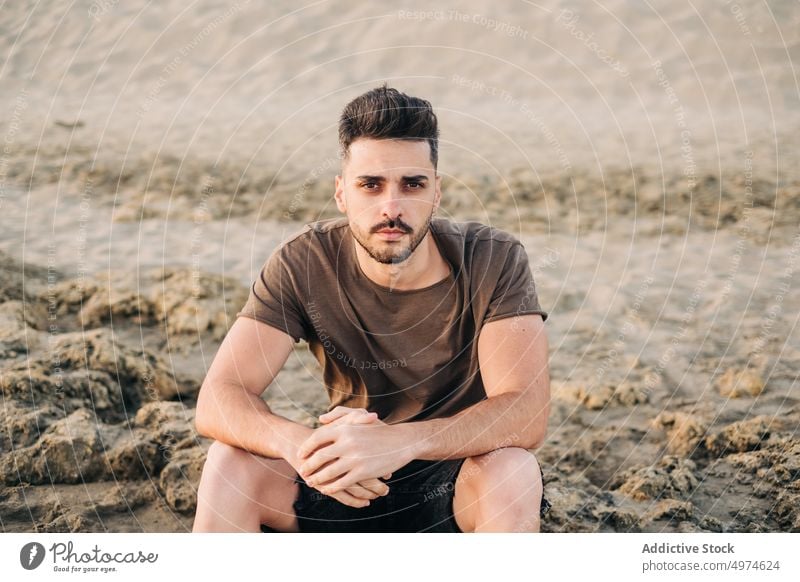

{"left": 376, "top": 229, "right": 407, "bottom": 240}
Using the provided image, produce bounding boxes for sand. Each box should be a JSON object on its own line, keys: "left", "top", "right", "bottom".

{"left": 1, "top": 0, "right": 798, "bottom": 532}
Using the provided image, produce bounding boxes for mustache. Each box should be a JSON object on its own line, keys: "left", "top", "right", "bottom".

{"left": 371, "top": 219, "right": 412, "bottom": 233}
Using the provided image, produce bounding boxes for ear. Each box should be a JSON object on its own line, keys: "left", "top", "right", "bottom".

{"left": 433, "top": 174, "right": 442, "bottom": 214}
{"left": 334, "top": 174, "right": 347, "bottom": 214}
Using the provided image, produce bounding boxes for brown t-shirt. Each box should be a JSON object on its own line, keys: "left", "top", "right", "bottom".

{"left": 236, "top": 217, "right": 548, "bottom": 424}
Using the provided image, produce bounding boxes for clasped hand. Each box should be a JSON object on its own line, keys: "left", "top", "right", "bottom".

{"left": 295, "top": 406, "right": 415, "bottom": 507}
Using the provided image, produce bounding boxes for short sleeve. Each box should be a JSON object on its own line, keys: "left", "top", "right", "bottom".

{"left": 236, "top": 247, "right": 309, "bottom": 343}
{"left": 483, "top": 242, "right": 549, "bottom": 324}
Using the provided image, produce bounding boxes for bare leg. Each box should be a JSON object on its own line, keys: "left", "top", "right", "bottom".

{"left": 192, "top": 441, "right": 301, "bottom": 532}
{"left": 452, "top": 447, "right": 544, "bottom": 533}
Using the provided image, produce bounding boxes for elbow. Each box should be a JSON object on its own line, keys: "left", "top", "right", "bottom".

{"left": 520, "top": 428, "right": 545, "bottom": 450}
{"left": 526, "top": 433, "right": 546, "bottom": 450}
{"left": 522, "top": 415, "right": 548, "bottom": 450}
{"left": 193, "top": 383, "right": 215, "bottom": 439}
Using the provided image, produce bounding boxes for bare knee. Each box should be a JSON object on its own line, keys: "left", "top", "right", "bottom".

{"left": 202, "top": 441, "right": 295, "bottom": 496}
{"left": 204, "top": 441, "right": 256, "bottom": 480}
{"left": 458, "top": 447, "right": 543, "bottom": 531}
{"left": 195, "top": 441, "right": 299, "bottom": 532}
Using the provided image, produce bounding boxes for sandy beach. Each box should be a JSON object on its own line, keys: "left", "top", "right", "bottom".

{"left": 1, "top": 0, "right": 798, "bottom": 532}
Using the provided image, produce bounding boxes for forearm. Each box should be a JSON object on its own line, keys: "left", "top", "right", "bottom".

{"left": 195, "top": 381, "right": 310, "bottom": 462}
{"left": 401, "top": 392, "right": 547, "bottom": 461}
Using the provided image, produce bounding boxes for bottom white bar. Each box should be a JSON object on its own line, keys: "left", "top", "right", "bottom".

{"left": 2, "top": 533, "right": 797, "bottom": 581}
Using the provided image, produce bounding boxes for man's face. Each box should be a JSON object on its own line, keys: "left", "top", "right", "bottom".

{"left": 334, "top": 137, "right": 441, "bottom": 265}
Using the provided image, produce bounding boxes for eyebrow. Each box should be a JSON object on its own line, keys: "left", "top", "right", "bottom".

{"left": 355, "top": 175, "right": 429, "bottom": 182}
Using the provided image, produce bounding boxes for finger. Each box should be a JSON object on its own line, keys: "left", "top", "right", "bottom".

{"left": 297, "top": 425, "right": 336, "bottom": 459}
{"left": 344, "top": 483, "right": 379, "bottom": 501}
{"left": 382, "top": 473, "right": 393, "bottom": 480}
{"left": 299, "top": 444, "right": 341, "bottom": 478}
{"left": 319, "top": 406, "right": 366, "bottom": 424}
{"left": 326, "top": 410, "right": 377, "bottom": 426}
{"left": 319, "top": 471, "right": 362, "bottom": 495}
{"left": 306, "top": 458, "right": 352, "bottom": 489}
{"left": 327, "top": 488, "right": 370, "bottom": 508}
{"left": 344, "top": 412, "right": 378, "bottom": 425}
{"left": 358, "top": 477, "right": 390, "bottom": 497}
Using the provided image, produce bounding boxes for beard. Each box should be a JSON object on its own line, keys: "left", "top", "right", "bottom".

{"left": 350, "top": 211, "right": 434, "bottom": 265}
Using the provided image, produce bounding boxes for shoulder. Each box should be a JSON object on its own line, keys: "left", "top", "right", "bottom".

{"left": 431, "top": 219, "right": 528, "bottom": 291}
{"left": 431, "top": 217, "right": 523, "bottom": 253}
{"left": 280, "top": 216, "right": 349, "bottom": 246}
{"left": 274, "top": 217, "right": 350, "bottom": 258}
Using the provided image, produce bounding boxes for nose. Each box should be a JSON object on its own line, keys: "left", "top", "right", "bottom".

{"left": 379, "top": 183, "right": 403, "bottom": 220}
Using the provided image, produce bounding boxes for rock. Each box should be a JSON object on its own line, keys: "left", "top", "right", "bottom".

{"left": 652, "top": 411, "right": 708, "bottom": 457}
{"left": 615, "top": 456, "right": 699, "bottom": 501}
{"left": 705, "top": 416, "right": 771, "bottom": 457}
{"left": 551, "top": 381, "right": 584, "bottom": 404}
{"left": 1, "top": 363, "right": 122, "bottom": 422}
{"left": 774, "top": 490, "right": 800, "bottom": 532}
{"left": 158, "top": 447, "right": 207, "bottom": 514}
{"left": 773, "top": 440, "right": 800, "bottom": 483}
{"left": 0, "top": 299, "right": 42, "bottom": 330}
{"left": 134, "top": 401, "right": 193, "bottom": 429}
{"left": 51, "top": 328, "right": 193, "bottom": 401}
{"left": 1, "top": 409, "right": 113, "bottom": 485}
{"left": 0, "top": 300, "right": 46, "bottom": 359}
{"left": 35, "top": 494, "right": 106, "bottom": 533}
{"left": 536, "top": 473, "right": 619, "bottom": 532}
{"left": 603, "top": 508, "right": 641, "bottom": 532}
{"left": 46, "top": 267, "right": 248, "bottom": 344}
{"left": 40, "top": 511, "right": 100, "bottom": 533}
{"left": 553, "top": 381, "right": 648, "bottom": 410}
{"left": 716, "top": 368, "right": 765, "bottom": 398}
{"left": 0, "top": 399, "right": 209, "bottom": 489}
{"left": 95, "top": 482, "right": 158, "bottom": 515}
{"left": 0, "top": 401, "right": 62, "bottom": 453}
{"left": 105, "top": 437, "right": 166, "bottom": 481}
{"left": 0, "top": 329, "right": 195, "bottom": 422}
{"left": 724, "top": 449, "right": 771, "bottom": 473}
{"left": 726, "top": 437, "right": 800, "bottom": 485}
{"left": 134, "top": 401, "right": 199, "bottom": 460}
{"left": 642, "top": 499, "right": 694, "bottom": 522}
{"left": 583, "top": 385, "right": 615, "bottom": 410}
{"left": 614, "top": 382, "right": 650, "bottom": 406}
{"left": 0, "top": 250, "right": 51, "bottom": 303}
{"left": 698, "top": 515, "right": 723, "bottom": 532}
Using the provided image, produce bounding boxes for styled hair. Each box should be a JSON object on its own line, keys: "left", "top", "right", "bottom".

{"left": 338, "top": 83, "right": 439, "bottom": 170}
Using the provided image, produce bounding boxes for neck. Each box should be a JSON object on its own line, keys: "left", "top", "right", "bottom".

{"left": 353, "top": 228, "right": 450, "bottom": 291}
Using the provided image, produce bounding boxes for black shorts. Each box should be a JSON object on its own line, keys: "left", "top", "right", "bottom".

{"left": 261, "top": 458, "right": 551, "bottom": 533}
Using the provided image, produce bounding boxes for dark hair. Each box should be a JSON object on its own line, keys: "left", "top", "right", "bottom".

{"left": 338, "top": 83, "right": 439, "bottom": 170}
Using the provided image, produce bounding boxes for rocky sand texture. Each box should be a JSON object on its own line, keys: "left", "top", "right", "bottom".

{"left": 1, "top": 220, "right": 798, "bottom": 532}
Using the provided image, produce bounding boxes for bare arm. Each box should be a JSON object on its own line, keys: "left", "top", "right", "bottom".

{"left": 194, "top": 317, "right": 309, "bottom": 462}
{"left": 401, "top": 313, "right": 550, "bottom": 460}
{"left": 195, "top": 317, "right": 391, "bottom": 506}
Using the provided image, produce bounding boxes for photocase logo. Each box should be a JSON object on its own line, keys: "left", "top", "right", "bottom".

{"left": 20, "top": 542, "right": 46, "bottom": 570}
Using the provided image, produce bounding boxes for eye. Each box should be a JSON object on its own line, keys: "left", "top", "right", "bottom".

{"left": 362, "top": 182, "right": 379, "bottom": 190}
{"left": 406, "top": 182, "right": 423, "bottom": 189}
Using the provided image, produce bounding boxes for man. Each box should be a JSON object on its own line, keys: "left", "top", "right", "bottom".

{"left": 192, "top": 84, "right": 552, "bottom": 533}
